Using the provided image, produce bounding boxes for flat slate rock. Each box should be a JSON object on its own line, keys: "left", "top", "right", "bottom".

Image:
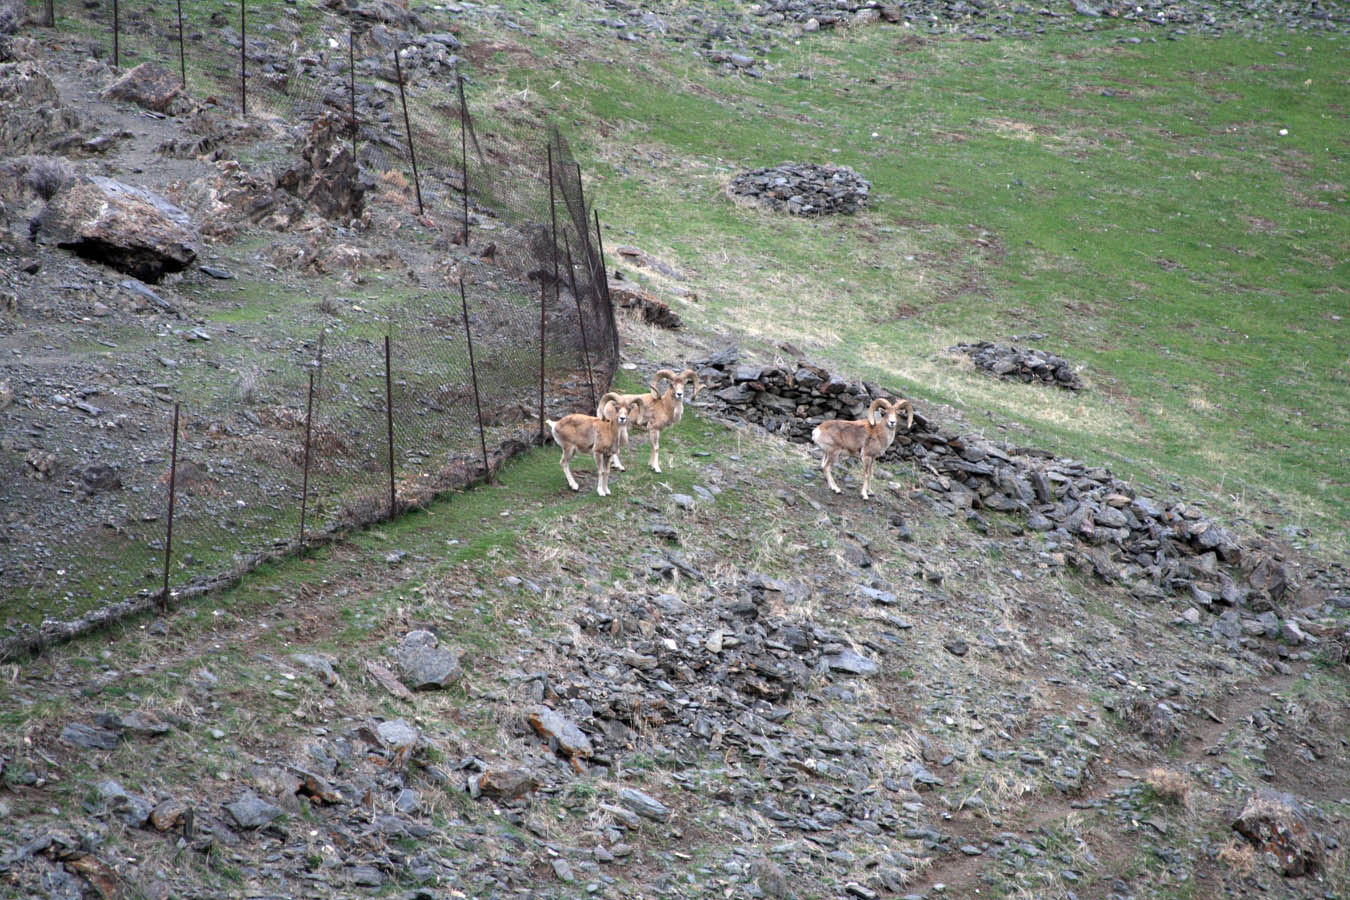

{"left": 224, "top": 792, "right": 283, "bottom": 829}
{"left": 395, "top": 630, "right": 461, "bottom": 690}
{"left": 60, "top": 722, "right": 120, "bottom": 750}
{"left": 618, "top": 788, "right": 670, "bottom": 822}
{"left": 824, "top": 649, "right": 879, "bottom": 676}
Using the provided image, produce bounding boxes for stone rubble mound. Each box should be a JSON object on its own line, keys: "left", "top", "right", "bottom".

{"left": 727, "top": 162, "right": 870, "bottom": 216}
{"left": 949, "top": 341, "right": 1083, "bottom": 391}
{"left": 694, "top": 347, "right": 1308, "bottom": 642}
{"left": 746, "top": 0, "right": 1347, "bottom": 35}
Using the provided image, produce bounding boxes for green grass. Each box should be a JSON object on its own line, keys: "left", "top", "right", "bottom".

{"left": 458, "top": 12, "right": 1348, "bottom": 555}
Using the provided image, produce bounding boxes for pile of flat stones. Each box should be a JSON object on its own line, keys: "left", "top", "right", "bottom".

{"left": 949, "top": 341, "right": 1083, "bottom": 391}
{"left": 745, "top": 0, "right": 1347, "bottom": 35}
{"left": 695, "top": 348, "right": 1302, "bottom": 641}
{"left": 727, "top": 163, "right": 870, "bottom": 216}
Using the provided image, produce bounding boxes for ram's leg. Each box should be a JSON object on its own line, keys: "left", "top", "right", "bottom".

{"left": 861, "top": 456, "right": 874, "bottom": 500}
{"left": 648, "top": 429, "right": 662, "bottom": 473}
{"left": 601, "top": 452, "right": 612, "bottom": 496}
{"left": 823, "top": 451, "right": 842, "bottom": 494}
{"left": 561, "top": 446, "right": 580, "bottom": 491}
{"left": 611, "top": 429, "right": 627, "bottom": 471}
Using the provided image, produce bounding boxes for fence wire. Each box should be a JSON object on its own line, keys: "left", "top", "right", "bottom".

{"left": 3, "top": 1, "right": 620, "bottom": 656}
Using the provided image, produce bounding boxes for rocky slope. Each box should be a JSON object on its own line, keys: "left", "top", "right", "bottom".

{"left": 0, "top": 1, "right": 1347, "bottom": 899}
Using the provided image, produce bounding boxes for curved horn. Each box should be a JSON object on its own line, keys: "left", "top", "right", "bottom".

{"left": 679, "top": 368, "right": 703, "bottom": 398}
{"left": 893, "top": 398, "right": 914, "bottom": 431}
{"left": 598, "top": 392, "right": 623, "bottom": 419}
{"left": 867, "top": 397, "right": 887, "bottom": 426}
{"left": 650, "top": 369, "right": 678, "bottom": 393}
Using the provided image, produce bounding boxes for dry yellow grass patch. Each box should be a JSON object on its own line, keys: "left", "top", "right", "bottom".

{"left": 1143, "top": 766, "right": 1191, "bottom": 808}
{"left": 1218, "top": 837, "right": 1257, "bottom": 875}
{"left": 986, "top": 117, "right": 1042, "bottom": 141}
{"left": 1187, "top": 391, "right": 1216, "bottom": 413}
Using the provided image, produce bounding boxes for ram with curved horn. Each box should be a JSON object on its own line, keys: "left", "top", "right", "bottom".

{"left": 810, "top": 397, "right": 913, "bottom": 500}
{"left": 545, "top": 392, "right": 635, "bottom": 497}
{"left": 597, "top": 390, "right": 653, "bottom": 473}
{"left": 627, "top": 367, "right": 702, "bottom": 474}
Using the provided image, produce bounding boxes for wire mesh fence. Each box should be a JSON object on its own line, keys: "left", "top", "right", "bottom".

{"left": 3, "top": 1, "right": 620, "bottom": 659}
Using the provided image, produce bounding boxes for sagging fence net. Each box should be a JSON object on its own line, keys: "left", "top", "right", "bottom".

{"left": 2, "top": 1, "right": 619, "bottom": 658}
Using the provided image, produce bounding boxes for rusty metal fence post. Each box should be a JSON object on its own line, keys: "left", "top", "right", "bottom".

{"left": 176, "top": 0, "right": 186, "bottom": 89}
{"left": 459, "top": 279, "right": 492, "bottom": 483}
{"left": 592, "top": 211, "right": 611, "bottom": 301}
{"left": 160, "top": 403, "right": 180, "bottom": 613}
{"left": 112, "top": 0, "right": 119, "bottom": 68}
{"left": 239, "top": 0, "right": 247, "bottom": 116}
{"left": 538, "top": 280, "right": 547, "bottom": 445}
{"left": 563, "top": 235, "right": 597, "bottom": 410}
{"left": 593, "top": 207, "right": 617, "bottom": 357}
{"left": 393, "top": 47, "right": 423, "bottom": 216}
{"left": 457, "top": 71, "right": 470, "bottom": 242}
{"left": 547, "top": 144, "right": 561, "bottom": 293}
{"left": 384, "top": 335, "right": 396, "bottom": 518}
{"left": 298, "top": 371, "right": 315, "bottom": 545}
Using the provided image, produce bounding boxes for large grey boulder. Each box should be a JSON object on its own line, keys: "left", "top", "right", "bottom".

{"left": 37, "top": 176, "right": 198, "bottom": 282}
{"left": 100, "top": 61, "right": 186, "bottom": 114}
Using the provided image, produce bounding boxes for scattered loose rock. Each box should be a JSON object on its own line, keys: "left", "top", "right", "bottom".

{"left": 618, "top": 787, "right": 670, "bottom": 822}
{"left": 224, "top": 792, "right": 283, "bottom": 830}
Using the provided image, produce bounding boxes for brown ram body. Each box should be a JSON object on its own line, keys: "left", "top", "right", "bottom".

{"left": 599, "top": 390, "right": 653, "bottom": 472}
{"left": 609, "top": 367, "right": 702, "bottom": 474}
{"left": 546, "top": 392, "right": 633, "bottom": 496}
{"left": 810, "top": 397, "right": 913, "bottom": 500}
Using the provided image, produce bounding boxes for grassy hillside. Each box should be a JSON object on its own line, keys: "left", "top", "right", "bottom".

{"left": 466, "top": 10, "right": 1348, "bottom": 557}
{"left": 2, "top": 4, "right": 1348, "bottom": 900}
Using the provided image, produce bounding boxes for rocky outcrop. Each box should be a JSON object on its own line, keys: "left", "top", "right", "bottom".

{"left": 1233, "top": 789, "right": 1325, "bottom": 876}
{"left": 611, "top": 285, "right": 683, "bottom": 330}
{"left": 949, "top": 341, "right": 1084, "bottom": 391}
{"left": 728, "top": 163, "right": 870, "bottom": 216}
{"left": 36, "top": 176, "right": 198, "bottom": 282}
{"left": 324, "top": 0, "right": 423, "bottom": 29}
{"left": 276, "top": 115, "right": 365, "bottom": 222}
{"left": 100, "top": 62, "right": 187, "bottom": 115}
{"left": 0, "top": 61, "right": 81, "bottom": 155}
{"left": 0, "top": 0, "right": 24, "bottom": 37}
{"left": 692, "top": 348, "right": 1300, "bottom": 630}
